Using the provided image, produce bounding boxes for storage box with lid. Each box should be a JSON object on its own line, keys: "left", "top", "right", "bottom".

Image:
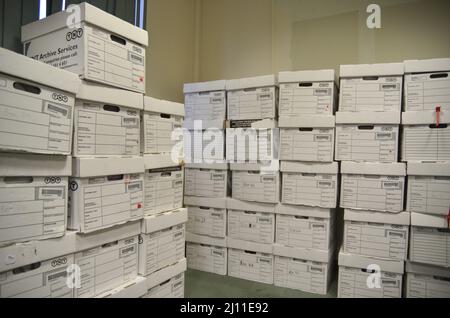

{"left": 405, "top": 261, "right": 450, "bottom": 298}
{"left": 183, "top": 128, "right": 226, "bottom": 163}
{"left": 22, "top": 3, "right": 148, "bottom": 93}
{"left": 186, "top": 232, "right": 227, "bottom": 275}
{"left": 143, "top": 258, "right": 186, "bottom": 298}
{"left": 184, "top": 163, "right": 229, "bottom": 198}
{"left": 185, "top": 196, "right": 227, "bottom": 238}
{"left": 97, "top": 276, "right": 147, "bottom": 298}
{"left": 0, "top": 48, "right": 79, "bottom": 155}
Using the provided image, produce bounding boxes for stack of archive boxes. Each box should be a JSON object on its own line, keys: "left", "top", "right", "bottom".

{"left": 183, "top": 80, "right": 228, "bottom": 276}
{"left": 402, "top": 58, "right": 450, "bottom": 298}
{"left": 336, "top": 63, "right": 409, "bottom": 298}
{"left": 276, "top": 70, "right": 338, "bottom": 295}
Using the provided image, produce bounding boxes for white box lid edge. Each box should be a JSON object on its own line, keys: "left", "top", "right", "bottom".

{"left": 404, "top": 58, "right": 450, "bottom": 74}
{"left": 226, "top": 198, "right": 276, "bottom": 213}
{"left": 226, "top": 75, "right": 277, "bottom": 90}
{"left": 227, "top": 238, "right": 273, "bottom": 254}
{"left": 146, "top": 259, "right": 187, "bottom": 290}
{"left": 281, "top": 161, "right": 338, "bottom": 174}
{"left": 72, "top": 156, "right": 145, "bottom": 177}
{"left": 186, "top": 232, "right": 227, "bottom": 247}
{"left": 344, "top": 209, "right": 410, "bottom": 226}
{"left": 405, "top": 261, "right": 450, "bottom": 278}
{"left": 0, "top": 153, "right": 72, "bottom": 176}
{"left": 273, "top": 244, "right": 332, "bottom": 263}
{"left": 340, "top": 63, "right": 404, "bottom": 77}
{"left": 411, "top": 212, "right": 448, "bottom": 229}
{"left": 341, "top": 161, "right": 406, "bottom": 176}
{"left": 407, "top": 161, "right": 450, "bottom": 176}
{"left": 402, "top": 111, "right": 450, "bottom": 125}
{"left": 143, "top": 154, "right": 182, "bottom": 170}
{"left": 98, "top": 276, "right": 148, "bottom": 298}
{"left": 184, "top": 80, "right": 227, "bottom": 93}
{"left": 279, "top": 115, "right": 335, "bottom": 128}
{"left": 144, "top": 96, "right": 185, "bottom": 117}
{"left": 338, "top": 248, "right": 404, "bottom": 274}
{"left": 185, "top": 163, "right": 229, "bottom": 170}
{"left": 278, "top": 69, "right": 335, "bottom": 83}
{"left": 141, "top": 208, "right": 188, "bottom": 234}
{"left": 184, "top": 196, "right": 227, "bottom": 209}
{"left": 336, "top": 111, "right": 401, "bottom": 124}
{"left": 275, "top": 204, "right": 332, "bottom": 218}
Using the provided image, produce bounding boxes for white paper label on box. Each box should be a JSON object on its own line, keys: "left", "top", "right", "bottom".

{"left": 0, "top": 73, "right": 74, "bottom": 155}
{"left": 338, "top": 266, "right": 402, "bottom": 298}
{"left": 144, "top": 273, "right": 185, "bottom": 298}
{"left": 410, "top": 226, "right": 450, "bottom": 267}
{"left": 339, "top": 77, "right": 402, "bottom": 112}
{"left": 74, "top": 101, "right": 140, "bottom": 156}
{"left": 402, "top": 125, "right": 450, "bottom": 161}
{"left": 280, "top": 128, "right": 335, "bottom": 162}
{"left": 228, "top": 210, "right": 275, "bottom": 244}
{"left": 276, "top": 214, "right": 332, "bottom": 250}
{"left": 228, "top": 249, "right": 274, "bottom": 284}
{"left": 227, "top": 87, "right": 276, "bottom": 120}
{"left": 407, "top": 176, "right": 450, "bottom": 215}
{"left": 344, "top": 221, "right": 409, "bottom": 260}
{"left": 0, "top": 177, "right": 67, "bottom": 245}
{"left": 185, "top": 91, "right": 226, "bottom": 123}
{"left": 75, "top": 236, "right": 138, "bottom": 298}
{"left": 0, "top": 254, "right": 74, "bottom": 298}
{"left": 144, "top": 167, "right": 183, "bottom": 216}
{"left": 405, "top": 72, "right": 450, "bottom": 112}
{"left": 279, "top": 82, "right": 334, "bottom": 116}
{"left": 143, "top": 112, "right": 183, "bottom": 154}
{"left": 187, "top": 207, "right": 226, "bottom": 238}
{"left": 232, "top": 171, "right": 280, "bottom": 204}
{"left": 274, "top": 256, "right": 329, "bottom": 295}
{"left": 186, "top": 243, "right": 227, "bottom": 275}
{"left": 407, "top": 273, "right": 450, "bottom": 298}
{"left": 282, "top": 172, "right": 337, "bottom": 208}
{"left": 185, "top": 168, "right": 228, "bottom": 198}
{"left": 341, "top": 174, "right": 404, "bottom": 212}
{"left": 335, "top": 125, "right": 399, "bottom": 162}
{"left": 139, "top": 224, "right": 185, "bottom": 276}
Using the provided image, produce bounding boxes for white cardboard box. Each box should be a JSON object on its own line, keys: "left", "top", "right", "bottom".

{"left": 97, "top": 276, "right": 147, "bottom": 298}
{"left": 273, "top": 244, "right": 334, "bottom": 295}
{"left": 186, "top": 232, "right": 227, "bottom": 275}
{"left": 142, "top": 96, "right": 185, "bottom": 154}
{"left": 144, "top": 258, "right": 186, "bottom": 298}
{"left": 73, "top": 81, "right": 143, "bottom": 156}
{"left": 184, "top": 128, "right": 226, "bottom": 162}
{"left": 231, "top": 162, "right": 280, "bottom": 204}
{"left": 227, "top": 198, "right": 276, "bottom": 244}
{"left": 279, "top": 69, "right": 336, "bottom": 121}
{"left": 338, "top": 249, "right": 404, "bottom": 298}
{"left": 275, "top": 204, "right": 334, "bottom": 251}
{"left": 0, "top": 153, "right": 71, "bottom": 247}
{"left": 145, "top": 272, "right": 185, "bottom": 298}
{"left": 139, "top": 208, "right": 187, "bottom": 277}
{"left": 335, "top": 112, "right": 400, "bottom": 162}
{"left": 226, "top": 75, "right": 277, "bottom": 121}
{"left": 410, "top": 212, "right": 450, "bottom": 267}
{"left": 185, "top": 196, "right": 227, "bottom": 238}
{"left": 404, "top": 58, "right": 450, "bottom": 112}
{"left": 340, "top": 162, "right": 406, "bottom": 213}
{"left": 402, "top": 111, "right": 450, "bottom": 161}
{"left": 69, "top": 156, "right": 145, "bottom": 233}
{"left": 74, "top": 235, "right": 139, "bottom": 298}
{"left": 405, "top": 261, "right": 450, "bottom": 298}
{"left": 184, "top": 80, "right": 227, "bottom": 129}
{"left": 227, "top": 238, "right": 274, "bottom": 284}
{"left": 0, "top": 48, "right": 79, "bottom": 155}
{"left": 407, "top": 161, "right": 450, "bottom": 215}
{"left": 339, "top": 63, "right": 404, "bottom": 113}
{"left": 279, "top": 116, "right": 335, "bottom": 162}
{"left": 143, "top": 154, "right": 183, "bottom": 216}
{"left": 343, "top": 209, "right": 410, "bottom": 260}
{"left": 184, "top": 163, "right": 229, "bottom": 198}
{"left": 22, "top": 3, "right": 148, "bottom": 93}
{"left": 281, "top": 161, "right": 338, "bottom": 208}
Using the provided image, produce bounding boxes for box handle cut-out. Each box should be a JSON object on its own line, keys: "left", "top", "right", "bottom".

{"left": 13, "top": 82, "right": 41, "bottom": 95}
{"left": 3, "top": 176, "right": 33, "bottom": 184}
{"left": 110, "top": 34, "right": 127, "bottom": 46}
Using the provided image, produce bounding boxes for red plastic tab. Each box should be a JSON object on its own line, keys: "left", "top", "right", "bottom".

{"left": 447, "top": 209, "right": 450, "bottom": 229}
{"left": 436, "top": 106, "right": 441, "bottom": 127}
{"left": 137, "top": 203, "right": 142, "bottom": 209}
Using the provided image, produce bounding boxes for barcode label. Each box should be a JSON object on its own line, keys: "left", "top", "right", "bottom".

{"left": 318, "top": 181, "right": 333, "bottom": 188}
{"left": 174, "top": 231, "right": 184, "bottom": 238}
{"left": 211, "top": 173, "right": 225, "bottom": 181}
{"left": 47, "top": 270, "right": 67, "bottom": 282}
{"left": 129, "top": 53, "right": 144, "bottom": 65}
{"left": 381, "top": 84, "right": 399, "bottom": 90}
{"left": 210, "top": 97, "right": 224, "bottom": 104}
{"left": 315, "top": 135, "right": 331, "bottom": 141}
{"left": 211, "top": 212, "right": 224, "bottom": 219}
{"left": 388, "top": 231, "right": 405, "bottom": 238}
{"left": 39, "top": 188, "right": 64, "bottom": 199}
{"left": 376, "top": 133, "right": 393, "bottom": 140}
{"left": 122, "top": 117, "right": 138, "bottom": 127}
{"left": 128, "top": 182, "right": 142, "bottom": 192}
{"left": 314, "top": 89, "right": 331, "bottom": 96}
{"left": 257, "top": 93, "right": 272, "bottom": 100}
{"left": 47, "top": 104, "right": 69, "bottom": 117}
{"left": 261, "top": 176, "right": 275, "bottom": 183}
{"left": 212, "top": 250, "right": 224, "bottom": 257}
{"left": 258, "top": 257, "right": 271, "bottom": 264}
{"left": 258, "top": 217, "right": 272, "bottom": 224}
{"left": 383, "top": 182, "right": 400, "bottom": 189}
{"left": 309, "top": 266, "right": 323, "bottom": 273}
{"left": 120, "top": 245, "right": 136, "bottom": 257}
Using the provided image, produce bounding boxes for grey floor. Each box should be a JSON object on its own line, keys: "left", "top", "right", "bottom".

{"left": 185, "top": 269, "right": 337, "bottom": 298}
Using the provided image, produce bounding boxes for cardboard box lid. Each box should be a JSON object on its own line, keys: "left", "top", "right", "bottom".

{"left": 273, "top": 244, "right": 333, "bottom": 263}
{"left": 0, "top": 221, "right": 140, "bottom": 272}
{"left": 407, "top": 161, "right": 450, "bottom": 176}
{"left": 72, "top": 156, "right": 145, "bottom": 178}
{"left": 279, "top": 115, "right": 335, "bottom": 128}
{"left": 404, "top": 58, "right": 450, "bottom": 74}
{"left": 77, "top": 81, "right": 143, "bottom": 110}
{"left": 336, "top": 111, "right": 401, "bottom": 124}
{"left": 97, "top": 276, "right": 148, "bottom": 298}
{"left": 227, "top": 198, "right": 276, "bottom": 213}
{"left": 146, "top": 259, "right": 187, "bottom": 290}
{"left": 144, "top": 96, "right": 185, "bottom": 117}
{"left": 402, "top": 111, "right": 450, "bottom": 125}
{"left": 275, "top": 204, "right": 332, "bottom": 218}
{"left": 340, "top": 62, "right": 404, "bottom": 77}
{"left": 186, "top": 232, "right": 227, "bottom": 247}
{"left": 0, "top": 153, "right": 72, "bottom": 176}
{"left": 338, "top": 248, "right": 404, "bottom": 274}
{"left": 344, "top": 209, "right": 410, "bottom": 226}
{"left": 226, "top": 75, "right": 277, "bottom": 91}
{"left": 0, "top": 48, "right": 80, "bottom": 94}
{"left": 183, "top": 119, "right": 226, "bottom": 130}
{"left": 184, "top": 196, "right": 227, "bottom": 209}
{"left": 230, "top": 161, "right": 280, "bottom": 171}
{"left": 185, "top": 162, "right": 229, "bottom": 170}
{"left": 183, "top": 80, "right": 227, "bottom": 93}
{"left": 278, "top": 69, "right": 335, "bottom": 83}
{"left": 21, "top": 2, "right": 148, "bottom": 46}
{"left": 341, "top": 161, "right": 406, "bottom": 176}
{"left": 227, "top": 237, "right": 273, "bottom": 254}
{"left": 143, "top": 154, "right": 182, "bottom": 170}
{"left": 141, "top": 208, "right": 188, "bottom": 234}
{"left": 281, "top": 161, "right": 338, "bottom": 174}
{"left": 405, "top": 261, "right": 450, "bottom": 278}
{"left": 411, "top": 212, "right": 448, "bottom": 229}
